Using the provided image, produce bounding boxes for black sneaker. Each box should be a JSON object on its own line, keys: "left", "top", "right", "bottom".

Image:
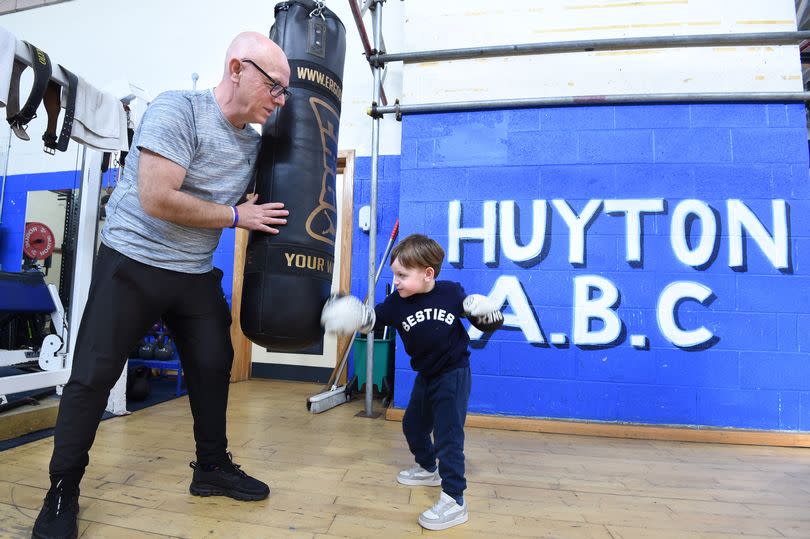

{"left": 189, "top": 452, "right": 269, "bottom": 501}
{"left": 31, "top": 477, "right": 80, "bottom": 539}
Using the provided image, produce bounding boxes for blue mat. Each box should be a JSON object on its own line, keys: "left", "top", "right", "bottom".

{"left": 0, "top": 370, "right": 185, "bottom": 452}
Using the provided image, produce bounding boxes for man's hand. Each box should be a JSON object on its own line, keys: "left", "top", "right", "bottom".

{"left": 236, "top": 194, "right": 289, "bottom": 234}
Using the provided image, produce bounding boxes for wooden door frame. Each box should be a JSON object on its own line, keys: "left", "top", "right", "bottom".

{"left": 230, "top": 150, "right": 356, "bottom": 383}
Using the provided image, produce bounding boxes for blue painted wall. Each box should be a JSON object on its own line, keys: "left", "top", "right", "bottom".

{"left": 347, "top": 155, "right": 401, "bottom": 380}
{"left": 349, "top": 155, "right": 402, "bottom": 299}
{"left": 371, "top": 103, "right": 810, "bottom": 431}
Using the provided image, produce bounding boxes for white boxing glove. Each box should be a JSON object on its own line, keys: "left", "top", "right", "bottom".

{"left": 463, "top": 294, "right": 499, "bottom": 317}
{"left": 463, "top": 293, "right": 504, "bottom": 332}
{"left": 320, "top": 294, "right": 376, "bottom": 335}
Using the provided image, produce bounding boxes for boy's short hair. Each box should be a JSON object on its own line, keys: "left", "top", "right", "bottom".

{"left": 390, "top": 234, "right": 445, "bottom": 277}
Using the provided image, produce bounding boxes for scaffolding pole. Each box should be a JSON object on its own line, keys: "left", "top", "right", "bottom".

{"left": 372, "top": 91, "right": 810, "bottom": 116}
{"left": 370, "top": 30, "right": 810, "bottom": 65}
{"left": 349, "top": 0, "right": 388, "bottom": 105}
{"left": 359, "top": 0, "right": 384, "bottom": 419}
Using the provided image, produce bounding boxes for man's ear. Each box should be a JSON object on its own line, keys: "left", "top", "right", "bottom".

{"left": 229, "top": 58, "right": 243, "bottom": 82}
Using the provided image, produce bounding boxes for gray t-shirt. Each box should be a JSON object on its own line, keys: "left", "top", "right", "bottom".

{"left": 101, "top": 89, "right": 261, "bottom": 273}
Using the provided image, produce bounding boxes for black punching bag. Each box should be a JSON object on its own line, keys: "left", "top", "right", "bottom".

{"left": 241, "top": 0, "right": 346, "bottom": 351}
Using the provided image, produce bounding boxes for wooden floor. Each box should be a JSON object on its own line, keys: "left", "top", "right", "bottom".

{"left": 1, "top": 379, "right": 810, "bottom": 538}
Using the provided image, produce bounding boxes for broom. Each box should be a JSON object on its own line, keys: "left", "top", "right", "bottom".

{"left": 307, "top": 219, "right": 399, "bottom": 413}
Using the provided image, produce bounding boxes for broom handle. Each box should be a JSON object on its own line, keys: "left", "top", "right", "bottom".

{"left": 327, "top": 219, "right": 399, "bottom": 390}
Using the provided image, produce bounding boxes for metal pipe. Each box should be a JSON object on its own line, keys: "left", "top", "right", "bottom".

{"left": 348, "top": 0, "right": 388, "bottom": 105}
{"left": 364, "top": 0, "right": 384, "bottom": 418}
{"left": 373, "top": 92, "right": 810, "bottom": 116}
{"left": 370, "top": 31, "right": 810, "bottom": 65}
{"left": 799, "top": 0, "right": 810, "bottom": 31}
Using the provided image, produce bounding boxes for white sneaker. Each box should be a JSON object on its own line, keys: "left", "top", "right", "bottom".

{"left": 418, "top": 491, "right": 469, "bottom": 531}
{"left": 396, "top": 465, "right": 441, "bottom": 486}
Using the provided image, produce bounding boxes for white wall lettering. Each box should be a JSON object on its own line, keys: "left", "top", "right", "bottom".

{"left": 728, "top": 199, "right": 789, "bottom": 270}
{"left": 670, "top": 199, "right": 717, "bottom": 267}
{"left": 572, "top": 275, "right": 622, "bottom": 346}
{"left": 449, "top": 199, "right": 790, "bottom": 348}
{"left": 500, "top": 200, "right": 548, "bottom": 262}
{"left": 448, "top": 199, "right": 498, "bottom": 264}
{"left": 551, "top": 199, "right": 602, "bottom": 265}
{"left": 467, "top": 275, "right": 545, "bottom": 344}
{"left": 657, "top": 281, "right": 715, "bottom": 348}
{"left": 604, "top": 199, "right": 665, "bottom": 264}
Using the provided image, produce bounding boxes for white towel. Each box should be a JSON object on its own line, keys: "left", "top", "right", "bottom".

{"left": 70, "top": 74, "right": 128, "bottom": 151}
{"left": 0, "top": 27, "right": 18, "bottom": 108}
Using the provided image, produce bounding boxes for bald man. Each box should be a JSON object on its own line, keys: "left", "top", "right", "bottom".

{"left": 33, "top": 32, "right": 290, "bottom": 539}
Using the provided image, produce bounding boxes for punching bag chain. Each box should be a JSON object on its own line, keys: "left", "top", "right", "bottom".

{"left": 309, "top": 0, "right": 326, "bottom": 20}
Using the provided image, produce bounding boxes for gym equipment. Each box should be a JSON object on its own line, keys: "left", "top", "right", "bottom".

{"left": 137, "top": 337, "right": 156, "bottom": 359}
{"left": 6, "top": 41, "right": 51, "bottom": 141}
{"left": 128, "top": 321, "right": 185, "bottom": 397}
{"left": 154, "top": 335, "right": 174, "bottom": 361}
{"left": 126, "top": 366, "right": 151, "bottom": 401}
{"left": 241, "top": 0, "right": 347, "bottom": 351}
{"left": 42, "top": 64, "right": 78, "bottom": 154}
{"left": 23, "top": 222, "right": 56, "bottom": 260}
{"left": 321, "top": 294, "right": 375, "bottom": 335}
{"left": 0, "top": 33, "right": 142, "bottom": 407}
{"left": 0, "top": 271, "right": 66, "bottom": 374}
{"left": 467, "top": 310, "right": 505, "bottom": 333}
{"left": 463, "top": 294, "right": 505, "bottom": 332}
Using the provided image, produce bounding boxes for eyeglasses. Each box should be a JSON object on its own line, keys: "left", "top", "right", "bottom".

{"left": 241, "top": 59, "right": 292, "bottom": 99}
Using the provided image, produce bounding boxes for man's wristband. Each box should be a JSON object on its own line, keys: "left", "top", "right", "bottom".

{"left": 230, "top": 206, "right": 239, "bottom": 228}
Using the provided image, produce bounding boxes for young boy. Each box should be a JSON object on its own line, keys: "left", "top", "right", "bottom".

{"left": 321, "top": 233, "right": 503, "bottom": 531}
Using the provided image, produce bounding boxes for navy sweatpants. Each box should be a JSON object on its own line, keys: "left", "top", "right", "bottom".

{"left": 402, "top": 366, "right": 471, "bottom": 501}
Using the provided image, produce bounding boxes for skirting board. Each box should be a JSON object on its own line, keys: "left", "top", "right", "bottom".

{"left": 251, "top": 363, "right": 332, "bottom": 384}
{"left": 385, "top": 407, "right": 810, "bottom": 447}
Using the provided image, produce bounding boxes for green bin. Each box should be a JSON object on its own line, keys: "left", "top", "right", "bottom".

{"left": 352, "top": 333, "right": 395, "bottom": 394}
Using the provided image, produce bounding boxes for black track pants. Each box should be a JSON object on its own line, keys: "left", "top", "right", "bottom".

{"left": 49, "top": 243, "right": 234, "bottom": 479}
